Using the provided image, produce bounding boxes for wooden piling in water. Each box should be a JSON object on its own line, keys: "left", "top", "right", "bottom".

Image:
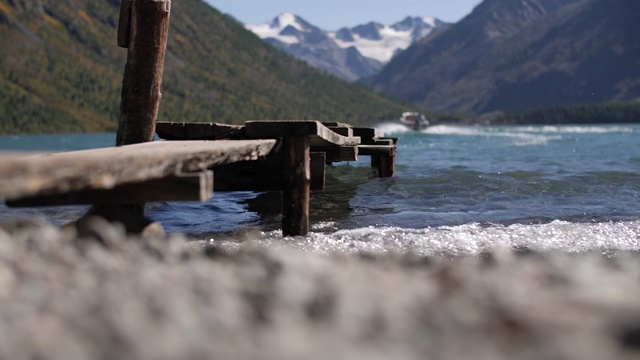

{"left": 282, "top": 137, "right": 311, "bottom": 236}
{"left": 98, "top": 0, "right": 171, "bottom": 229}
{"left": 117, "top": 0, "right": 171, "bottom": 146}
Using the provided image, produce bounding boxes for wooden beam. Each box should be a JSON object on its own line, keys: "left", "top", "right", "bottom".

{"left": 117, "top": 0, "right": 171, "bottom": 146}
{"left": 358, "top": 145, "right": 395, "bottom": 156}
{"left": 282, "top": 137, "right": 310, "bottom": 236}
{"left": 312, "top": 146, "right": 358, "bottom": 163}
{"left": 0, "top": 140, "right": 276, "bottom": 200}
{"left": 245, "top": 120, "right": 360, "bottom": 147}
{"left": 321, "top": 122, "right": 351, "bottom": 128}
{"left": 6, "top": 172, "right": 213, "bottom": 207}
{"left": 213, "top": 152, "right": 325, "bottom": 192}
{"left": 327, "top": 127, "right": 353, "bottom": 137}
{"left": 156, "top": 122, "right": 245, "bottom": 140}
{"left": 352, "top": 127, "right": 385, "bottom": 144}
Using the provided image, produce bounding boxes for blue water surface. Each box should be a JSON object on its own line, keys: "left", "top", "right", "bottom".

{"left": 1, "top": 125, "right": 639, "bottom": 241}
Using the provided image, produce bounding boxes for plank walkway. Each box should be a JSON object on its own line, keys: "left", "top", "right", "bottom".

{"left": 0, "top": 121, "right": 396, "bottom": 236}
{"left": 0, "top": 140, "right": 275, "bottom": 203}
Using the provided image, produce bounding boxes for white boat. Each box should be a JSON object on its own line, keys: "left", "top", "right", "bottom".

{"left": 399, "top": 112, "right": 430, "bottom": 131}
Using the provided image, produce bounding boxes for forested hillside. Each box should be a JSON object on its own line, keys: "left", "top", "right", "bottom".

{"left": 0, "top": 0, "right": 411, "bottom": 134}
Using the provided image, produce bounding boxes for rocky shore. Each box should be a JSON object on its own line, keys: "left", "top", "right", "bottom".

{"left": 1, "top": 216, "right": 639, "bottom": 360}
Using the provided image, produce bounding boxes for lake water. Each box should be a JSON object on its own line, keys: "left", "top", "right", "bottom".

{"left": 1, "top": 124, "right": 639, "bottom": 256}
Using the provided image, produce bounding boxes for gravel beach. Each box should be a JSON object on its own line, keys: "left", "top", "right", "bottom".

{"left": 1, "top": 216, "right": 639, "bottom": 360}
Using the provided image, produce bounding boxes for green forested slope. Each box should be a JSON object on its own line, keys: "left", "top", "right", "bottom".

{"left": 0, "top": 0, "right": 410, "bottom": 134}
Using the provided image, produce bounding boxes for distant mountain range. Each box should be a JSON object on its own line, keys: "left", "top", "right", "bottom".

{"left": 369, "top": 0, "right": 640, "bottom": 115}
{"left": 246, "top": 13, "right": 445, "bottom": 82}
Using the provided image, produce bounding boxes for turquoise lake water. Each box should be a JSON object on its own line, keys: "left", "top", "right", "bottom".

{"left": 1, "top": 124, "right": 639, "bottom": 256}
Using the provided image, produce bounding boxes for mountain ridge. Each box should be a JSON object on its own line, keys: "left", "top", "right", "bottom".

{"left": 247, "top": 13, "right": 445, "bottom": 82}
{"left": 369, "top": 0, "right": 640, "bottom": 114}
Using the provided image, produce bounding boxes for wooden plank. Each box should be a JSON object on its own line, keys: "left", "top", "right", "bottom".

{"left": 282, "top": 137, "right": 310, "bottom": 236}
{"left": 352, "top": 127, "right": 384, "bottom": 143}
{"left": 156, "top": 122, "right": 245, "bottom": 140}
{"left": 6, "top": 171, "right": 213, "bottom": 207}
{"left": 328, "top": 127, "right": 353, "bottom": 138}
{"left": 321, "top": 122, "right": 351, "bottom": 128}
{"left": 0, "top": 140, "right": 276, "bottom": 200}
{"left": 116, "top": 0, "right": 171, "bottom": 146}
{"left": 358, "top": 145, "right": 396, "bottom": 156}
{"left": 370, "top": 139, "right": 394, "bottom": 146}
{"left": 245, "top": 120, "right": 360, "bottom": 147}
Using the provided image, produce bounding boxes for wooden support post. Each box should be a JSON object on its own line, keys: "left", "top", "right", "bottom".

{"left": 371, "top": 155, "right": 380, "bottom": 169}
{"left": 101, "top": 0, "right": 171, "bottom": 230}
{"left": 117, "top": 0, "right": 171, "bottom": 146}
{"left": 282, "top": 137, "right": 310, "bottom": 236}
{"left": 378, "top": 155, "right": 395, "bottom": 178}
{"left": 310, "top": 152, "right": 326, "bottom": 191}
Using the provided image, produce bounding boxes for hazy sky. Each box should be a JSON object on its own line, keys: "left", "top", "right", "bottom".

{"left": 204, "top": 0, "right": 483, "bottom": 30}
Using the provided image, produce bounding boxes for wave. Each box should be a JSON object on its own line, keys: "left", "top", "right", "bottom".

{"left": 517, "top": 125, "right": 637, "bottom": 134}
{"left": 374, "top": 122, "right": 414, "bottom": 134}
{"left": 207, "top": 220, "right": 640, "bottom": 257}
{"left": 423, "top": 125, "right": 562, "bottom": 146}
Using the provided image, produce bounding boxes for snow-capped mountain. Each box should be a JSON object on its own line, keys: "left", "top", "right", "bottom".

{"left": 246, "top": 13, "right": 445, "bottom": 82}
{"left": 331, "top": 16, "right": 444, "bottom": 63}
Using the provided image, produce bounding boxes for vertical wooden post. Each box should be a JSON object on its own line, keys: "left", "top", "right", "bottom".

{"left": 282, "top": 137, "right": 311, "bottom": 236}
{"left": 371, "top": 153, "right": 395, "bottom": 177}
{"left": 91, "top": 0, "right": 171, "bottom": 232}
{"left": 371, "top": 155, "right": 380, "bottom": 170}
{"left": 378, "top": 154, "right": 395, "bottom": 178}
{"left": 117, "top": 0, "right": 171, "bottom": 146}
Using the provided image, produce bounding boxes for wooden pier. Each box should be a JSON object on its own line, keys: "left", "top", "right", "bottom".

{"left": 0, "top": 0, "right": 398, "bottom": 236}
{"left": 0, "top": 121, "right": 395, "bottom": 236}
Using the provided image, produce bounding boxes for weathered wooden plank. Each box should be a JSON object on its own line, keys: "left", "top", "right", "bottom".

{"left": 6, "top": 171, "right": 213, "bottom": 207}
{"left": 327, "top": 127, "right": 353, "bottom": 138}
{"left": 358, "top": 145, "right": 396, "bottom": 156}
{"left": 282, "top": 137, "right": 310, "bottom": 236}
{"left": 0, "top": 140, "right": 276, "bottom": 200}
{"left": 321, "top": 122, "right": 351, "bottom": 128}
{"left": 245, "top": 120, "right": 360, "bottom": 147}
{"left": 155, "top": 122, "right": 245, "bottom": 140}
{"left": 370, "top": 139, "right": 395, "bottom": 146}
{"left": 352, "top": 127, "right": 385, "bottom": 143}
{"left": 117, "top": 0, "right": 171, "bottom": 146}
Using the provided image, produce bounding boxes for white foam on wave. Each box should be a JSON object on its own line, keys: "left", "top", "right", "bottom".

{"left": 425, "top": 125, "right": 561, "bottom": 146}
{"left": 212, "top": 220, "right": 640, "bottom": 257}
{"left": 519, "top": 125, "right": 636, "bottom": 134}
{"left": 374, "top": 122, "right": 413, "bottom": 135}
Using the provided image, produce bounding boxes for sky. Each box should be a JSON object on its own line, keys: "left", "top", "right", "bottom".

{"left": 204, "top": 0, "right": 483, "bottom": 30}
